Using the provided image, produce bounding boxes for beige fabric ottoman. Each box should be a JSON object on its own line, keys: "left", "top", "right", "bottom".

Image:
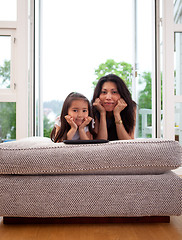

{"left": 0, "top": 137, "right": 181, "bottom": 224}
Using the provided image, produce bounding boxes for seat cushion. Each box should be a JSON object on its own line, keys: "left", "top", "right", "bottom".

{"left": 0, "top": 171, "right": 181, "bottom": 217}
{"left": 0, "top": 137, "right": 181, "bottom": 175}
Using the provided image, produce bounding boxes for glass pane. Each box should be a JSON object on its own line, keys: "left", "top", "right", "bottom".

{"left": 135, "top": 0, "right": 154, "bottom": 138}
{"left": 174, "top": 0, "right": 182, "bottom": 23}
{"left": 36, "top": 0, "right": 134, "bottom": 137}
{"left": 36, "top": 0, "right": 155, "bottom": 138}
{"left": 174, "top": 32, "right": 182, "bottom": 95}
{"left": 0, "top": 0, "right": 17, "bottom": 21}
{"left": 175, "top": 102, "right": 182, "bottom": 145}
{"left": 0, "top": 102, "right": 16, "bottom": 142}
{"left": 0, "top": 36, "right": 11, "bottom": 89}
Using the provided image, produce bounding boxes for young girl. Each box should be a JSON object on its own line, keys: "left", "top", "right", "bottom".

{"left": 51, "top": 92, "right": 95, "bottom": 142}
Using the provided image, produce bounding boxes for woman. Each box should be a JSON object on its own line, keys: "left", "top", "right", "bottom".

{"left": 91, "top": 74, "right": 136, "bottom": 140}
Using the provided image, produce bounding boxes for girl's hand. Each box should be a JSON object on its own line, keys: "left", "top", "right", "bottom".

{"left": 65, "top": 115, "right": 77, "bottom": 129}
{"left": 93, "top": 98, "right": 106, "bottom": 114}
{"left": 113, "top": 98, "right": 127, "bottom": 115}
{"left": 79, "top": 116, "right": 92, "bottom": 129}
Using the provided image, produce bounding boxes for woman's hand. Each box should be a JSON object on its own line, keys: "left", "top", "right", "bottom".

{"left": 65, "top": 115, "right": 77, "bottom": 129}
{"left": 79, "top": 116, "right": 92, "bottom": 129}
{"left": 93, "top": 98, "right": 106, "bottom": 114}
{"left": 113, "top": 98, "right": 127, "bottom": 115}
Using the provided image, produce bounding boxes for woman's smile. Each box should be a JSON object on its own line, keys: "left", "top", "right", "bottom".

{"left": 99, "top": 81, "right": 121, "bottom": 112}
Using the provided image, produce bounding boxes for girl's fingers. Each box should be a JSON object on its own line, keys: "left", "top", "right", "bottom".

{"left": 80, "top": 117, "right": 92, "bottom": 128}
{"left": 85, "top": 116, "right": 92, "bottom": 123}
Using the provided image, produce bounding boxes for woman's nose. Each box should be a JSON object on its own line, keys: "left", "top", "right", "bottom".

{"left": 106, "top": 92, "right": 112, "bottom": 99}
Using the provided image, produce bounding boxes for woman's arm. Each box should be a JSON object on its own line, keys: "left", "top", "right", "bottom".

{"left": 93, "top": 98, "right": 108, "bottom": 140}
{"left": 114, "top": 105, "right": 136, "bottom": 140}
{"left": 94, "top": 113, "right": 108, "bottom": 140}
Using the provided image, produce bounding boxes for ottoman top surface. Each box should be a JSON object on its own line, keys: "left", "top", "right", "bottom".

{"left": 0, "top": 137, "right": 181, "bottom": 175}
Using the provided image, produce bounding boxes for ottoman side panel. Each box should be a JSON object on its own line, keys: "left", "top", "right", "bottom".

{"left": 0, "top": 171, "right": 181, "bottom": 217}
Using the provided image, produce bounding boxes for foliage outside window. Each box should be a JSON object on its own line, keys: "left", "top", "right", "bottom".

{"left": 0, "top": 60, "right": 16, "bottom": 141}
{"left": 0, "top": 60, "right": 10, "bottom": 88}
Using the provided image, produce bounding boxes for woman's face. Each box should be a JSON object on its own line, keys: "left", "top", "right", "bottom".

{"left": 99, "top": 81, "right": 121, "bottom": 112}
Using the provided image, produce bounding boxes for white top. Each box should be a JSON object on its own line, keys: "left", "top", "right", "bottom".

{"left": 72, "top": 127, "right": 89, "bottom": 140}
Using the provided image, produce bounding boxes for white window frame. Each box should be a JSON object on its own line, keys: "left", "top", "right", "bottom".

{"left": 162, "top": 0, "right": 182, "bottom": 137}
{"left": 0, "top": 0, "right": 30, "bottom": 140}
{"left": 162, "top": 0, "right": 182, "bottom": 175}
{"left": 162, "top": 0, "right": 175, "bottom": 140}
{"left": 0, "top": 26, "right": 16, "bottom": 101}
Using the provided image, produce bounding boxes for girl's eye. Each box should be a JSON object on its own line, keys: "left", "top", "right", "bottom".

{"left": 73, "top": 109, "right": 78, "bottom": 112}
{"left": 83, "top": 109, "right": 88, "bottom": 112}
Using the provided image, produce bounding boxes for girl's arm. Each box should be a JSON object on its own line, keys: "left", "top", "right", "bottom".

{"left": 79, "top": 117, "right": 93, "bottom": 140}
{"left": 79, "top": 128, "right": 93, "bottom": 140}
{"left": 65, "top": 115, "right": 78, "bottom": 140}
{"left": 55, "top": 125, "right": 60, "bottom": 137}
{"left": 53, "top": 116, "right": 61, "bottom": 140}
{"left": 67, "top": 127, "right": 77, "bottom": 140}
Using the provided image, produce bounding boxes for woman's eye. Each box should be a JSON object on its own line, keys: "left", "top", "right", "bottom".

{"left": 112, "top": 91, "right": 118, "bottom": 94}
{"left": 101, "top": 91, "right": 107, "bottom": 94}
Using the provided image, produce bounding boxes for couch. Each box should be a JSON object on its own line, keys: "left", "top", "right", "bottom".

{"left": 0, "top": 137, "right": 181, "bottom": 224}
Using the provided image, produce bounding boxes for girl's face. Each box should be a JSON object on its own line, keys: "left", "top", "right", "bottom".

{"left": 68, "top": 99, "right": 89, "bottom": 126}
{"left": 99, "top": 81, "right": 121, "bottom": 112}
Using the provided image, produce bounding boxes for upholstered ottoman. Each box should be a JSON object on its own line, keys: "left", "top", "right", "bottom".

{"left": 0, "top": 137, "right": 181, "bottom": 224}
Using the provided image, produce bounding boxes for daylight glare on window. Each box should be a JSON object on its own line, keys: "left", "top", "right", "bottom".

{"left": 0, "top": 36, "right": 11, "bottom": 89}
{"left": 0, "top": 0, "right": 17, "bottom": 21}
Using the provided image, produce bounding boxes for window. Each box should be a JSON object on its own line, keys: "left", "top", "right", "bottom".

{"left": 0, "top": 102, "right": 16, "bottom": 141}
{"left": 0, "top": 0, "right": 30, "bottom": 141}
{"left": 35, "top": 0, "right": 156, "bottom": 139}
{"left": 0, "top": 27, "right": 16, "bottom": 142}
{"left": 0, "top": 36, "right": 11, "bottom": 89}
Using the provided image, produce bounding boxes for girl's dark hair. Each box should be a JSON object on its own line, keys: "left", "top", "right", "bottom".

{"left": 51, "top": 92, "right": 95, "bottom": 142}
{"left": 91, "top": 74, "right": 136, "bottom": 136}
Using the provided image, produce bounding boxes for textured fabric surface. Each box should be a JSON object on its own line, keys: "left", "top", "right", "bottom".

{"left": 0, "top": 137, "right": 181, "bottom": 175}
{"left": 0, "top": 171, "right": 181, "bottom": 217}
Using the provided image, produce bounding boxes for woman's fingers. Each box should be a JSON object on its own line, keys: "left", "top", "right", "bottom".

{"left": 114, "top": 98, "right": 127, "bottom": 114}
{"left": 93, "top": 98, "right": 106, "bottom": 113}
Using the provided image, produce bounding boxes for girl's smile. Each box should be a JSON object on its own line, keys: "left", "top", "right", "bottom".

{"left": 68, "top": 99, "right": 89, "bottom": 126}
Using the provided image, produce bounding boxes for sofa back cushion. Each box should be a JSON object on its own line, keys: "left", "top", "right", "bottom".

{"left": 0, "top": 137, "right": 181, "bottom": 175}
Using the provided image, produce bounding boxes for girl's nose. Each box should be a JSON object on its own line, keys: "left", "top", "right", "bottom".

{"left": 77, "top": 111, "right": 82, "bottom": 117}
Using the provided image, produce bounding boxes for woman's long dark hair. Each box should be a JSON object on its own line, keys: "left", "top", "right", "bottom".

{"left": 91, "top": 74, "right": 136, "bottom": 136}
{"left": 51, "top": 92, "right": 95, "bottom": 142}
